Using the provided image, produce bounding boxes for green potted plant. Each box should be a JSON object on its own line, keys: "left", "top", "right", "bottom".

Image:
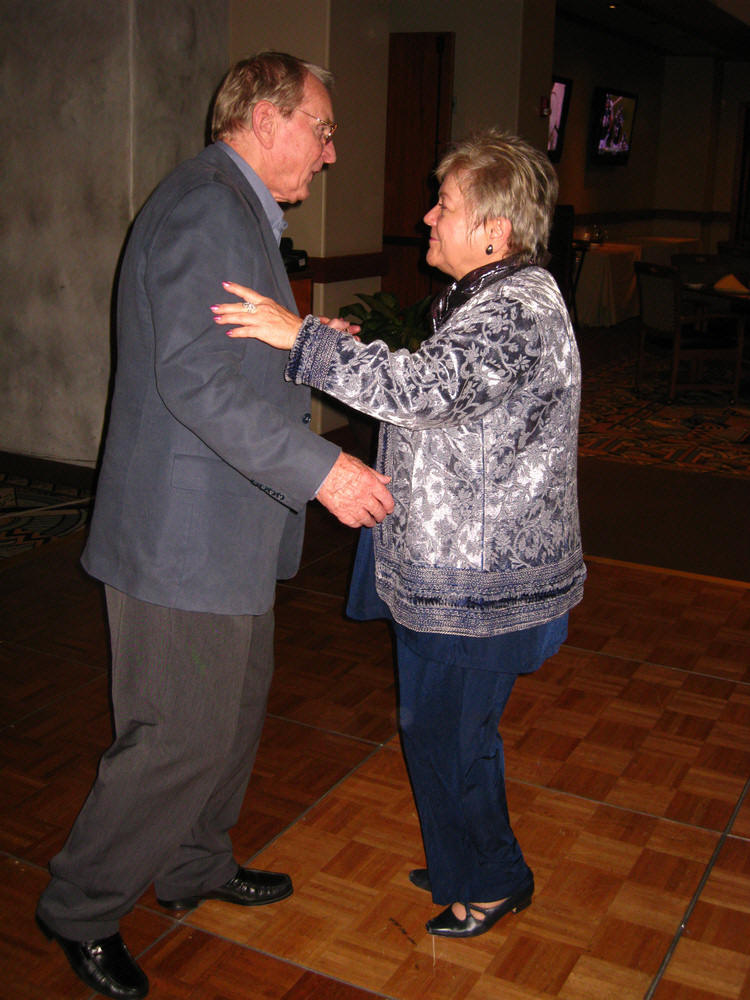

{"left": 338, "top": 290, "right": 433, "bottom": 352}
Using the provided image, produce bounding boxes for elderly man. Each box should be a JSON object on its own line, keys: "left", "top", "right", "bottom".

{"left": 36, "top": 52, "right": 393, "bottom": 1000}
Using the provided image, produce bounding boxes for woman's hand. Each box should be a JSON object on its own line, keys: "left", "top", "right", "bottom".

{"left": 320, "top": 317, "right": 361, "bottom": 340}
{"left": 213, "top": 282, "right": 362, "bottom": 348}
{"left": 212, "top": 282, "right": 302, "bottom": 350}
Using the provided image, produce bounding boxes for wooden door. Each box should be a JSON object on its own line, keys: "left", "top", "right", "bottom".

{"left": 381, "top": 32, "right": 454, "bottom": 306}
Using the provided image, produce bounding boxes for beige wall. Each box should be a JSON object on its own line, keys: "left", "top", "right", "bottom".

{"left": 228, "top": 0, "right": 389, "bottom": 261}
{"left": 551, "top": 17, "right": 662, "bottom": 222}
{"left": 326, "top": 1, "right": 390, "bottom": 257}
{"left": 1, "top": 0, "right": 228, "bottom": 466}
{"left": 229, "top": 0, "right": 331, "bottom": 258}
{"left": 519, "top": 0, "right": 557, "bottom": 149}
{"left": 228, "top": 0, "right": 390, "bottom": 432}
{"left": 388, "top": 0, "right": 539, "bottom": 139}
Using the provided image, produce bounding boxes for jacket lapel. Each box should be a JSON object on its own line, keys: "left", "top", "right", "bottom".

{"left": 199, "top": 145, "right": 298, "bottom": 314}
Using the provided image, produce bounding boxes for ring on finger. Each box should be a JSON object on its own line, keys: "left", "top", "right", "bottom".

{"left": 242, "top": 301, "right": 257, "bottom": 313}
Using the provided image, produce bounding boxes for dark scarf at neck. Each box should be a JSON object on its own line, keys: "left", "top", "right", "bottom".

{"left": 431, "top": 256, "right": 529, "bottom": 329}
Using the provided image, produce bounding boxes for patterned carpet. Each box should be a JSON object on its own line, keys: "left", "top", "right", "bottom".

{"left": 579, "top": 354, "right": 750, "bottom": 478}
{"left": 0, "top": 474, "right": 92, "bottom": 558}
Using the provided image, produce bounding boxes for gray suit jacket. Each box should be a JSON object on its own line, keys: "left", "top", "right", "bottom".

{"left": 83, "top": 144, "right": 339, "bottom": 614}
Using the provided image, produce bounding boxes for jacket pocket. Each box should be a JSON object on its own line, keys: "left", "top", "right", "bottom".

{"left": 171, "top": 453, "right": 251, "bottom": 497}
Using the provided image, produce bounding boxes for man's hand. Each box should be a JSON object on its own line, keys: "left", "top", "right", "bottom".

{"left": 316, "top": 452, "right": 394, "bottom": 528}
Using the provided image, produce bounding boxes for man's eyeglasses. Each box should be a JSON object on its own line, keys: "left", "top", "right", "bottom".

{"left": 295, "top": 108, "right": 338, "bottom": 145}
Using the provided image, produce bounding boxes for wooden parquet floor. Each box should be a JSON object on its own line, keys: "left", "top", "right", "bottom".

{"left": 0, "top": 503, "right": 748, "bottom": 1000}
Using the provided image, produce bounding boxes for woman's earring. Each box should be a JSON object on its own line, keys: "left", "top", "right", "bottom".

{"left": 485, "top": 243, "right": 494, "bottom": 256}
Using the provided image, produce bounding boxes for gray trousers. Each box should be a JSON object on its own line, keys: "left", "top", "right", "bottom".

{"left": 37, "top": 585, "right": 274, "bottom": 941}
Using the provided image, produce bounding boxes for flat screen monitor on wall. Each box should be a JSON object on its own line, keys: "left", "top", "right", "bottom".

{"left": 547, "top": 76, "right": 572, "bottom": 163}
{"left": 589, "top": 87, "right": 637, "bottom": 165}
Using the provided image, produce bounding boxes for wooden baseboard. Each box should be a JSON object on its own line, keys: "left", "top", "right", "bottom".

{"left": 0, "top": 451, "right": 96, "bottom": 490}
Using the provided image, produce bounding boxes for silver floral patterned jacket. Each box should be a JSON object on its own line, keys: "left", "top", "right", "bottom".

{"left": 287, "top": 259, "right": 586, "bottom": 636}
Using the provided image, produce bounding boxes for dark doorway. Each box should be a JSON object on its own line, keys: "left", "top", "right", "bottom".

{"left": 730, "top": 103, "right": 750, "bottom": 247}
{"left": 381, "top": 32, "right": 455, "bottom": 307}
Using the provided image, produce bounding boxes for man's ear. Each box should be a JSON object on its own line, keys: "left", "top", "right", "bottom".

{"left": 252, "top": 100, "right": 277, "bottom": 148}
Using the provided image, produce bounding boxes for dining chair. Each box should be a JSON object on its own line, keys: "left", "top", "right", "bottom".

{"left": 670, "top": 253, "right": 726, "bottom": 285}
{"left": 716, "top": 243, "right": 750, "bottom": 280}
{"left": 634, "top": 261, "right": 744, "bottom": 402}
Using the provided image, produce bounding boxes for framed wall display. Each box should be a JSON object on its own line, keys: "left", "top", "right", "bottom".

{"left": 589, "top": 87, "right": 638, "bottom": 165}
{"left": 547, "top": 76, "right": 572, "bottom": 163}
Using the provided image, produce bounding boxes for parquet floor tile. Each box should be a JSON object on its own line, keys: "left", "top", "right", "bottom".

{"left": 0, "top": 534, "right": 99, "bottom": 645}
{"left": 1, "top": 520, "right": 748, "bottom": 998}
{"left": 15, "top": 594, "right": 111, "bottom": 670}
{"left": 657, "top": 937, "right": 750, "bottom": 999}
{"left": 0, "top": 643, "right": 101, "bottom": 728}
{"left": 0, "top": 680, "right": 114, "bottom": 863}
{"left": 3, "top": 855, "right": 379, "bottom": 1000}
{"left": 0, "top": 856, "right": 173, "bottom": 1000}
{"left": 731, "top": 793, "right": 750, "bottom": 840}
{"left": 503, "top": 645, "right": 750, "bottom": 834}
{"left": 285, "top": 541, "right": 359, "bottom": 600}
{"left": 0, "top": 674, "right": 377, "bottom": 870}
{"left": 144, "top": 923, "right": 381, "bottom": 999}
{"left": 226, "top": 716, "right": 380, "bottom": 865}
{"left": 568, "top": 559, "right": 750, "bottom": 680}
{"left": 181, "top": 743, "right": 744, "bottom": 999}
{"left": 273, "top": 587, "right": 397, "bottom": 743}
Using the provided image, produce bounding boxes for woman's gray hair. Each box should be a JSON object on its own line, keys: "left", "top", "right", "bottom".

{"left": 436, "top": 128, "right": 559, "bottom": 263}
{"left": 211, "top": 51, "right": 333, "bottom": 141}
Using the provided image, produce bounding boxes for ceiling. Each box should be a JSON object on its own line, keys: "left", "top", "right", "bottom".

{"left": 555, "top": 0, "right": 750, "bottom": 60}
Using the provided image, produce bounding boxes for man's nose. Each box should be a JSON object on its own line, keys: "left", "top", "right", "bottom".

{"left": 323, "top": 139, "right": 337, "bottom": 164}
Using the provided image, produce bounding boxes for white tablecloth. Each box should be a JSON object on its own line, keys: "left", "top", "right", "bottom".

{"left": 576, "top": 243, "right": 641, "bottom": 327}
{"left": 575, "top": 237, "right": 701, "bottom": 327}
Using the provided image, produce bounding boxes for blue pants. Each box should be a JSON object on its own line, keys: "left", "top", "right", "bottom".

{"left": 395, "top": 635, "right": 533, "bottom": 906}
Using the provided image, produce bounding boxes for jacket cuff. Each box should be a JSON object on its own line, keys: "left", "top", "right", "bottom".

{"left": 286, "top": 315, "right": 343, "bottom": 389}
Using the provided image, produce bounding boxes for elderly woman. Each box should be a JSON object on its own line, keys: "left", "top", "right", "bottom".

{"left": 212, "top": 129, "right": 586, "bottom": 938}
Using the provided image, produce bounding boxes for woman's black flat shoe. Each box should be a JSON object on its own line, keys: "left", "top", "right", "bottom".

{"left": 426, "top": 880, "right": 534, "bottom": 938}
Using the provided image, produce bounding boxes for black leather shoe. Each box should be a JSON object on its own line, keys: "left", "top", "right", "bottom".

{"left": 408, "top": 868, "right": 431, "bottom": 892}
{"left": 426, "top": 879, "right": 534, "bottom": 938}
{"left": 157, "top": 866, "right": 293, "bottom": 911}
{"left": 36, "top": 915, "right": 148, "bottom": 999}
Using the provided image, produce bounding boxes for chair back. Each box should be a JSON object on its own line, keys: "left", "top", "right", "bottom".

{"left": 634, "top": 261, "right": 680, "bottom": 332}
{"left": 635, "top": 260, "right": 743, "bottom": 402}
{"left": 716, "top": 243, "right": 750, "bottom": 279}
{"left": 718, "top": 250, "right": 750, "bottom": 287}
{"left": 671, "top": 253, "right": 726, "bottom": 286}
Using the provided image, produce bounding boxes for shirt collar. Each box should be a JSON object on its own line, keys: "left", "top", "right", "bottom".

{"left": 215, "top": 141, "right": 288, "bottom": 244}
